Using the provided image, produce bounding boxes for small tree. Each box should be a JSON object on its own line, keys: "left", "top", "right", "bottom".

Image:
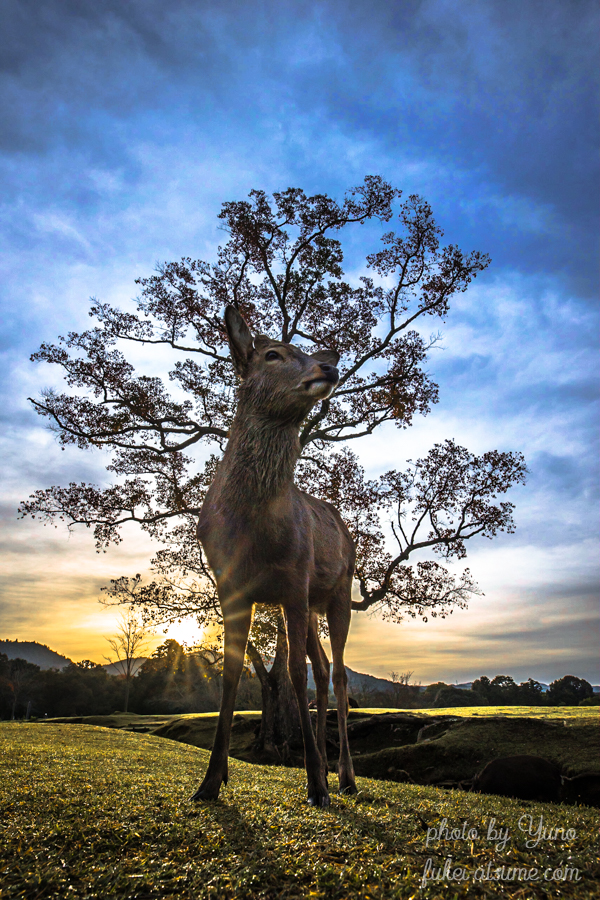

{"left": 103, "top": 608, "right": 150, "bottom": 713}
{"left": 422, "top": 681, "right": 449, "bottom": 707}
{"left": 547, "top": 675, "right": 593, "bottom": 706}
{"left": 6, "top": 658, "right": 40, "bottom": 720}
{"left": 21, "top": 177, "right": 526, "bottom": 747}
{"left": 387, "top": 671, "right": 417, "bottom": 708}
{"left": 515, "top": 678, "right": 545, "bottom": 705}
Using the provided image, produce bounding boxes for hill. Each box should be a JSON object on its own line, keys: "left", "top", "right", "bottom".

{"left": 100, "top": 658, "right": 147, "bottom": 676}
{"left": 4, "top": 639, "right": 598, "bottom": 695}
{"left": 0, "top": 640, "right": 72, "bottom": 670}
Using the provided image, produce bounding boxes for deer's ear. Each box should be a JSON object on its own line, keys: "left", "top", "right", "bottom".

{"left": 224, "top": 306, "right": 255, "bottom": 376}
{"left": 310, "top": 349, "right": 340, "bottom": 367}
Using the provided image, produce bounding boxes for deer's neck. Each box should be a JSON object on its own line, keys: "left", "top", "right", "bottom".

{"left": 219, "top": 407, "right": 300, "bottom": 509}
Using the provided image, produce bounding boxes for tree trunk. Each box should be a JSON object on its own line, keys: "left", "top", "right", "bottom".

{"left": 246, "top": 642, "right": 278, "bottom": 755}
{"left": 247, "top": 615, "right": 303, "bottom": 762}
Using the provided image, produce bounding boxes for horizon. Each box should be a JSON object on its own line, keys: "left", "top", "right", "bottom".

{"left": 1, "top": 1, "right": 598, "bottom": 685}
{"left": 2, "top": 637, "right": 598, "bottom": 690}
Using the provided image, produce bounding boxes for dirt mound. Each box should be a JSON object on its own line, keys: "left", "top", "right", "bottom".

{"left": 351, "top": 717, "right": 599, "bottom": 786}
{"left": 128, "top": 710, "right": 598, "bottom": 797}
{"left": 153, "top": 713, "right": 260, "bottom": 759}
{"left": 343, "top": 712, "right": 465, "bottom": 756}
{"left": 43, "top": 713, "right": 172, "bottom": 729}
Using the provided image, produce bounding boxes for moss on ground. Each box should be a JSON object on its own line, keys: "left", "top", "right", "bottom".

{"left": 152, "top": 713, "right": 262, "bottom": 760}
{"left": 0, "top": 723, "right": 598, "bottom": 899}
{"left": 138, "top": 707, "right": 599, "bottom": 787}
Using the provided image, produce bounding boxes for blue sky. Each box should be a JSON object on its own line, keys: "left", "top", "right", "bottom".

{"left": 1, "top": 0, "right": 598, "bottom": 683}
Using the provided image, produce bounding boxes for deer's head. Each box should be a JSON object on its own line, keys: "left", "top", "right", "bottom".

{"left": 224, "top": 306, "right": 340, "bottom": 423}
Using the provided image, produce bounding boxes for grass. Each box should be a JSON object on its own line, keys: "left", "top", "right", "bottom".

{"left": 41, "top": 705, "right": 600, "bottom": 726}
{"left": 0, "top": 722, "right": 598, "bottom": 899}
{"left": 409, "top": 707, "right": 599, "bottom": 722}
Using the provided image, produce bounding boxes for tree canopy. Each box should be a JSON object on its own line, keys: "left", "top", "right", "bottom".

{"left": 21, "top": 176, "right": 526, "bottom": 637}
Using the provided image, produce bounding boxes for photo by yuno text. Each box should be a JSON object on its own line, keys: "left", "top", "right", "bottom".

{"left": 420, "top": 815, "right": 582, "bottom": 889}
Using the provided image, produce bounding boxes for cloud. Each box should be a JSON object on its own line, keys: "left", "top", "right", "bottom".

{"left": 1, "top": 1, "right": 597, "bottom": 290}
{"left": 0, "top": 0, "right": 597, "bottom": 679}
{"left": 344, "top": 568, "right": 599, "bottom": 685}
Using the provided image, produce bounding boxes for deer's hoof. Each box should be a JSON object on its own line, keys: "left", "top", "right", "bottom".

{"left": 308, "top": 790, "right": 330, "bottom": 808}
{"left": 339, "top": 783, "right": 358, "bottom": 796}
{"left": 190, "top": 783, "right": 220, "bottom": 802}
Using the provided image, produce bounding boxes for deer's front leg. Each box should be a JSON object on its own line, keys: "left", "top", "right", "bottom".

{"left": 327, "top": 598, "right": 357, "bottom": 796}
{"left": 286, "top": 604, "right": 330, "bottom": 808}
{"left": 191, "top": 600, "right": 253, "bottom": 802}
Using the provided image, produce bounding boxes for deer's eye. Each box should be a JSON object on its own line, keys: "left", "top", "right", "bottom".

{"left": 265, "top": 350, "right": 281, "bottom": 361}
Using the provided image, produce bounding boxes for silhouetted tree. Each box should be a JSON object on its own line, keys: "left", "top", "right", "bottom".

{"left": 21, "top": 177, "right": 526, "bottom": 748}
{"left": 5, "top": 658, "right": 40, "bottom": 719}
{"left": 471, "top": 675, "right": 518, "bottom": 705}
{"left": 547, "top": 675, "right": 593, "bottom": 706}
{"left": 471, "top": 675, "right": 552, "bottom": 707}
{"left": 32, "top": 663, "right": 121, "bottom": 717}
{"left": 432, "top": 686, "right": 483, "bottom": 707}
{"left": 103, "top": 609, "right": 150, "bottom": 713}
{"left": 132, "top": 639, "right": 259, "bottom": 713}
{"left": 385, "top": 671, "right": 419, "bottom": 708}
{"left": 516, "top": 678, "right": 546, "bottom": 705}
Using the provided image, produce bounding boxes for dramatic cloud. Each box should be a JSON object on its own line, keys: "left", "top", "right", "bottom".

{"left": 1, "top": 0, "right": 597, "bottom": 682}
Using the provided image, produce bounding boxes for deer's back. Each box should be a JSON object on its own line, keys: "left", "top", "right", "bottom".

{"left": 198, "top": 484, "right": 354, "bottom": 609}
{"left": 300, "top": 488, "right": 355, "bottom": 590}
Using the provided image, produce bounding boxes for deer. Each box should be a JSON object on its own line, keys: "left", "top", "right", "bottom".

{"left": 190, "top": 306, "right": 357, "bottom": 807}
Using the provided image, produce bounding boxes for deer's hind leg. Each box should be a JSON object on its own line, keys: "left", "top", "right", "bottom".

{"left": 306, "top": 612, "right": 330, "bottom": 779}
{"left": 327, "top": 593, "right": 357, "bottom": 796}
{"left": 191, "top": 599, "right": 253, "bottom": 802}
{"left": 285, "top": 601, "right": 330, "bottom": 808}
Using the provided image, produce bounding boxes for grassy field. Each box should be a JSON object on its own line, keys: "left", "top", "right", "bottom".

{"left": 404, "top": 706, "right": 599, "bottom": 721}
{"left": 0, "top": 721, "right": 598, "bottom": 899}
{"left": 41, "top": 705, "right": 600, "bottom": 727}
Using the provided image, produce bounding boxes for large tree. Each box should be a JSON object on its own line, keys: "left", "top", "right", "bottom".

{"left": 21, "top": 177, "right": 526, "bottom": 748}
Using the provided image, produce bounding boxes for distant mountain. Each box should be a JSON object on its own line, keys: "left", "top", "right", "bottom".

{"left": 4, "top": 639, "right": 598, "bottom": 693}
{"left": 345, "top": 667, "right": 398, "bottom": 693}
{"left": 305, "top": 670, "right": 563, "bottom": 695}
{"left": 0, "top": 640, "right": 72, "bottom": 670}
{"left": 101, "top": 658, "right": 148, "bottom": 676}
{"left": 0, "top": 641, "right": 148, "bottom": 675}
{"left": 307, "top": 665, "right": 395, "bottom": 693}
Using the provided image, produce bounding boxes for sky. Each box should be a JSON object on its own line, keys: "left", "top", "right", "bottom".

{"left": 1, "top": 0, "right": 598, "bottom": 684}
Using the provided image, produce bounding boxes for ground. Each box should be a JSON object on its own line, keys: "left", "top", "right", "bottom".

{"left": 47, "top": 706, "right": 598, "bottom": 786}
{"left": 0, "top": 712, "right": 598, "bottom": 899}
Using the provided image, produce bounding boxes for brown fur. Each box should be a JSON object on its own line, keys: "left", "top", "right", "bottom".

{"left": 190, "top": 306, "right": 356, "bottom": 807}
